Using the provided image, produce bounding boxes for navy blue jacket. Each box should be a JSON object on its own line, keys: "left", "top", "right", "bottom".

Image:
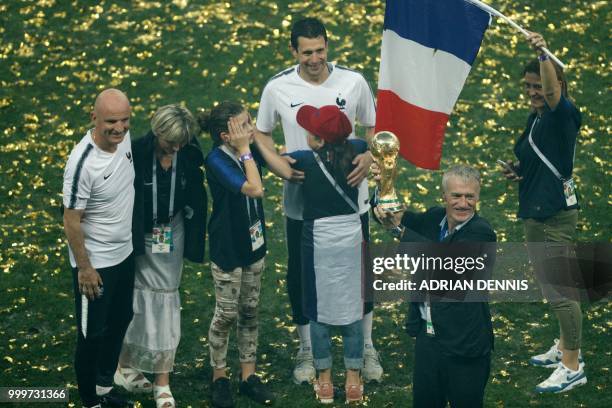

{"left": 401, "top": 207, "right": 496, "bottom": 358}
{"left": 132, "top": 131, "right": 207, "bottom": 263}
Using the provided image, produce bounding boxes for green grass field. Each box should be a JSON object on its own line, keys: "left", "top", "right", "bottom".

{"left": 0, "top": 0, "right": 610, "bottom": 407}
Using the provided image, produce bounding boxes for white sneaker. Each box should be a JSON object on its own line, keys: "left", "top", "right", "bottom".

{"left": 293, "top": 348, "right": 315, "bottom": 385}
{"left": 535, "top": 362, "right": 587, "bottom": 393}
{"left": 362, "top": 345, "right": 383, "bottom": 383}
{"left": 530, "top": 339, "right": 584, "bottom": 368}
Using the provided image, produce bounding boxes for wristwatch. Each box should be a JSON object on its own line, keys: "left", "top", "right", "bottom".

{"left": 390, "top": 225, "right": 405, "bottom": 239}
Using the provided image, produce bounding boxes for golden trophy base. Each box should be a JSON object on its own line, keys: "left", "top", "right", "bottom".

{"left": 373, "top": 186, "right": 404, "bottom": 214}
{"left": 377, "top": 199, "right": 404, "bottom": 214}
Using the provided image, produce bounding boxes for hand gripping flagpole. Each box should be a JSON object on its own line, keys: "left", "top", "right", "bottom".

{"left": 465, "top": 0, "right": 566, "bottom": 69}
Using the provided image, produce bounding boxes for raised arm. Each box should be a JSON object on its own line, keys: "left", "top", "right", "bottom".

{"left": 255, "top": 129, "right": 305, "bottom": 183}
{"left": 254, "top": 132, "right": 293, "bottom": 180}
{"left": 255, "top": 129, "right": 276, "bottom": 151}
{"left": 527, "top": 31, "right": 561, "bottom": 110}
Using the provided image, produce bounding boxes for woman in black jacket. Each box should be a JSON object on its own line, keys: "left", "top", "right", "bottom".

{"left": 500, "top": 32, "right": 584, "bottom": 394}
{"left": 115, "top": 104, "right": 207, "bottom": 408}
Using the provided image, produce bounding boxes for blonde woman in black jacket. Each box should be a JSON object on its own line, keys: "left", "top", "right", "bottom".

{"left": 115, "top": 104, "right": 207, "bottom": 408}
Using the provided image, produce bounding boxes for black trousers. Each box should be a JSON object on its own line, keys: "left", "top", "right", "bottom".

{"left": 286, "top": 213, "right": 373, "bottom": 326}
{"left": 413, "top": 325, "right": 490, "bottom": 408}
{"left": 72, "top": 254, "right": 135, "bottom": 407}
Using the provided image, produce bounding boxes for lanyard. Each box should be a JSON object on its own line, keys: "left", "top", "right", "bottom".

{"left": 152, "top": 151, "right": 177, "bottom": 224}
{"left": 219, "top": 145, "right": 260, "bottom": 223}
{"left": 426, "top": 218, "right": 450, "bottom": 335}
{"left": 312, "top": 151, "right": 359, "bottom": 213}
{"left": 527, "top": 116, "right": 575, "bottom": 182}
{"left": 245, "top": 192, "right": 259, "bottom": 224}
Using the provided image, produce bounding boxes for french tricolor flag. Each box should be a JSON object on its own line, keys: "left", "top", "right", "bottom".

{"left": 376, "top": 0, "right": 490, "bottom": 169}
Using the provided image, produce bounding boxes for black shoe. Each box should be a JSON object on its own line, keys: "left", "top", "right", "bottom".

{"left": 211, "top": 377, "right": 234, "bottom": 408}
{"left": 239, "top": 374, "right": 275, "bottom": 406}
{"left": 98, "top": 389, "right": 133, "bottom": 408}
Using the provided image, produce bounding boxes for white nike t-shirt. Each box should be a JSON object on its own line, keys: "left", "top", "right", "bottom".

{"left": 257, "top": 63, "right": 376, "bottom": 219}
{"left": 63, "top": 130, "right": 135, "bottom": 269}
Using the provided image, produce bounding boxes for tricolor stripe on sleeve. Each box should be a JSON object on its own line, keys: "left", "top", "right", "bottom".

{"left": 68, "top": 143, "right": 94, "bottom": 209}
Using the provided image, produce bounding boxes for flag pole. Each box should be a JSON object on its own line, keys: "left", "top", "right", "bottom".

{"left": 465, "top": 0, "right": 566, "bottom": 69}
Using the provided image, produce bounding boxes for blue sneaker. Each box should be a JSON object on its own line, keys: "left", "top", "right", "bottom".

{"left": 535, "top": 363, "right": 587, "bottom": 393}
{"left": 530, "top": 339, "right": 583, "bottom": 368}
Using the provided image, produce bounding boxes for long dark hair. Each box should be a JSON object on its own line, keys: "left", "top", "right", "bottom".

{"left": 198, "top": 101, "right": 244, "bottom": 146}
{"left": 522, "top": 58, "right": 568, "bottom": 98}
{"left": 317, "top": 139, "right": 355, "bottom": 184}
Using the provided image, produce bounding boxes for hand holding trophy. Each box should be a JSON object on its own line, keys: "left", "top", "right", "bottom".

{"left": 371, "top": 131, "right": 404, "bottom": 213}
{"left": 371, "top": 131, "right": 405, "bottom": 239}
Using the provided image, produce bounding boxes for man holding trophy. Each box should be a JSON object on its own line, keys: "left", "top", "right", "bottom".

{"left": 371, "top": 131, "right": 496, "bottom": 408}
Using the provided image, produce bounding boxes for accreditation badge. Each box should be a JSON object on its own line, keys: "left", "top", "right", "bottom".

{"left": 249, "top": 220, "right": 265, "bottom": 251}
{"left": 426, "top": 304, "right": 435, "bottom": 337}
{"left": 152, "top": 224, "right": 173, "bottom": 253}
{"left": 563, "top": 178, "right": 577, "bottom": 206}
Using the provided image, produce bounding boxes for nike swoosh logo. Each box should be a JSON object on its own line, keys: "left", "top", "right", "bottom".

{"left": 290, "top": 102, "right": 304, "bottom": 108}
{"left": 103, "top": 173, "right": 112, "bottom": 180}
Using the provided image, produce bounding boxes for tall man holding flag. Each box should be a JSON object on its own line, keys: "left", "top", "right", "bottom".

{"left": 255, "top": 17, "right": 383, "bottom": 384}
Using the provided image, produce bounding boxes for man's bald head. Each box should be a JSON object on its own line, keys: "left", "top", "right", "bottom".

{"left": 91, "top": 88, "right": 131, "bottom": 152}
{"left": 94, "top": 88, "right": 130, "bottom": 114}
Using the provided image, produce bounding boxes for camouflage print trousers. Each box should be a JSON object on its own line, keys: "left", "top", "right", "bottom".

{"left": 208, "top": 258, "right": 264, "bottom": 369}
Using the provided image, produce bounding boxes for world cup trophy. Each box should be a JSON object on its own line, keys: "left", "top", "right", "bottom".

{"left": 371, "top": 131, "right": 403, "bottom": 213}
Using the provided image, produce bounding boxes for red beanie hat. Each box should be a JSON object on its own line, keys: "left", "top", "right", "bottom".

{"left": 296, "top": 105, "right": 352, "bottom": 144}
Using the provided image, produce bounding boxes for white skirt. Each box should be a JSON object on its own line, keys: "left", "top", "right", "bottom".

{"left": 302, "top": 213, "right": 364, "bottom": 325}
{"left": 120, "top": 213, "right": 184, "bottom": 373}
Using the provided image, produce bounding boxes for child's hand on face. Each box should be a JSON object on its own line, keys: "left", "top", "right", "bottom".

{"left": 227, "top": 116, "right": 251, "bottom": 154}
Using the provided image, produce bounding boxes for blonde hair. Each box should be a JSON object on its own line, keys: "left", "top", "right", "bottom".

{"left": 151, "top": 104, "right": 198, "bottom": 145}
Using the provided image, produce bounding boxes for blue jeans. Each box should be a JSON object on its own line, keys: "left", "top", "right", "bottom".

{"left": 310, "top": 319, "right": 363, "bottom": 370}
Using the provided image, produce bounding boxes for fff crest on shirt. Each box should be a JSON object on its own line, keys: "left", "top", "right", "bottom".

{"left": 336, "top": 95, "right": 346, "bottom": 110}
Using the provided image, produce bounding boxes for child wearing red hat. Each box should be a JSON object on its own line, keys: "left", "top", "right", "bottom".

{"left": 256, "top": 105, "right": 368, "bottom": 403}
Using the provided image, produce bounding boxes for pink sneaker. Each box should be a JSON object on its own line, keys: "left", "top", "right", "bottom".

{"left": 313, "top": 380, "right": 334, "bottom": 404}
{"left": 345, "top": 381, "right": 363, "bottom": 403}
